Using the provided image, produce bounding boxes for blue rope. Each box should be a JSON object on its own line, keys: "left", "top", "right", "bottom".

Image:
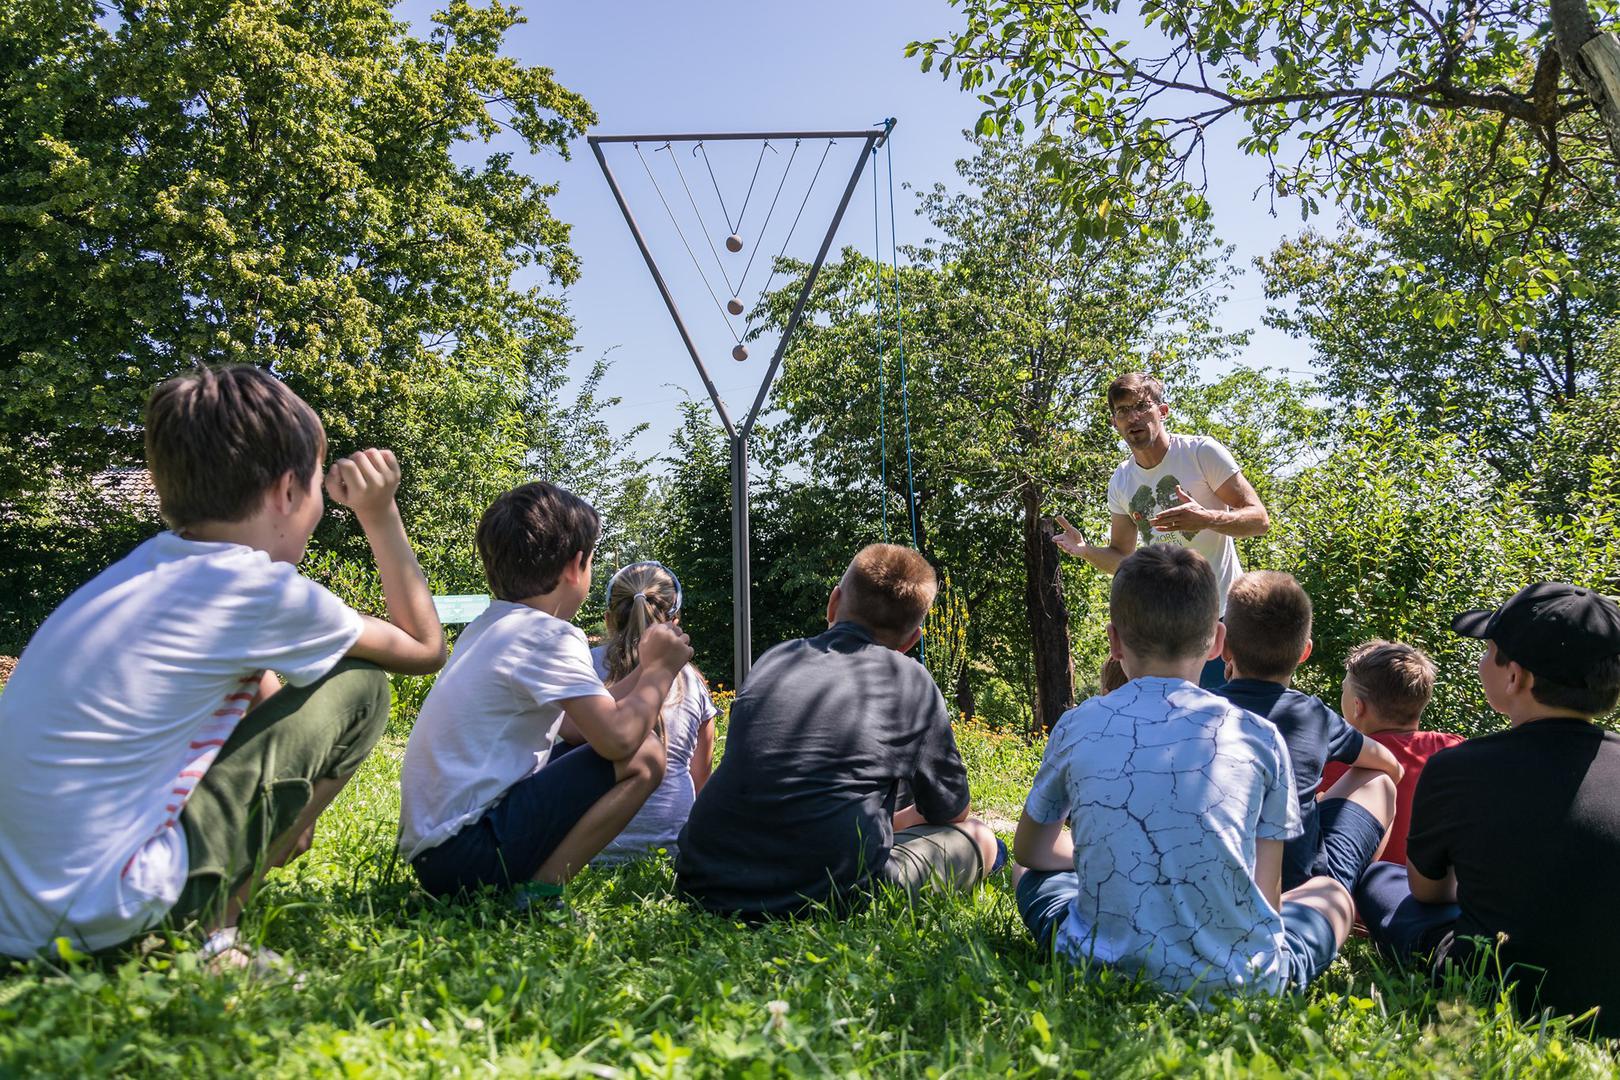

{"left": 886, "top": 137, "right": 921, "bottom": 555}
{"left": 871, "top": 147, "right": 888, "bottom": 544}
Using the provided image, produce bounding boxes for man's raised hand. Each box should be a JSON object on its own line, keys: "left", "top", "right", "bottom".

{"left": 1150, "top": 485, "right": 1220, "bottom": 533}
{"left": 1050, "top": 514, "right": 1087, "bottom": 556}
{"left": 326, "top": 449, "right": 402, "bottom": 520}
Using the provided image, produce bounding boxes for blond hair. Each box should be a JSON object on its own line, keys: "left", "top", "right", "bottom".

{"left": 1345, "top": 640, "right": 1436, "bottom": 727}
{"left": 840, "top": 544, "right": 938, "bottom": 639}
{"left": 602, "top": 562, "right": 685, "bottom": 737}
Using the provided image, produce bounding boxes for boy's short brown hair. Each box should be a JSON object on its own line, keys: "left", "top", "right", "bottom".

{"left": 1223, "top": 571, "right": 1313, "bottom": 682}
{"left": 1106, "top": 372, "right": 1167, "bottom": 410}
{"left": 1345, "top": 640, "right": 1436, "bottom": 727}
{"left": 839, "top": 543, "right": 938, "bottom": 638}
{"left": 144, "top": 364, "right": 325, "bottom": 529}
{"left": 476, "top": 482, "right": 600, "bottom": 601}
{"left": 1110, "top": 546, "right": 1219, "bottom": 662}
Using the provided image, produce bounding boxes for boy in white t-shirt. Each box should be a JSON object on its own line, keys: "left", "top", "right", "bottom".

{"left": 1012, "top": 546, "right": 1379, "bottom": 999}
{"left": 0, "top": 365, "right": 447, "bottom": 967}
{"left": 398, "top": 483, "right": 692, "bottom": 908}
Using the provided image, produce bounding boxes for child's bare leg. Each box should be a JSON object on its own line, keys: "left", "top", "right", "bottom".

{"left": 892, "top": 805, "right": 1001, "bottom": 878}
{"left": 531, "top": 733, "right": 665, "bottom": 886}
{"left": 1321, "top": 766, "right": 1398, "bottom": 862}
{"left": 1282, "top": 875, "right": 1355, "bottom": 947}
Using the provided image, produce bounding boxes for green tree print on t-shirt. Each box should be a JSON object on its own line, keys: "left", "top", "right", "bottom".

{"left": 1129, "top": 475, "right": 1198, "bottom": 543}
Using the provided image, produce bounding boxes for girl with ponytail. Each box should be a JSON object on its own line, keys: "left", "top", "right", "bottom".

{"left": 591, "top": 561, "right": 716, "bottom": 864}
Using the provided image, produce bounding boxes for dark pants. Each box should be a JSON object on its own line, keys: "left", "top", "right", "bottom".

{"left": 1354, "top": 861, "right": 1461, "bottom": 961}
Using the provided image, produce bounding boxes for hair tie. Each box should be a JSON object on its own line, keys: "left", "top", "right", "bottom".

{"left": 633, "top": 591, "right": 647, "bottom": 603}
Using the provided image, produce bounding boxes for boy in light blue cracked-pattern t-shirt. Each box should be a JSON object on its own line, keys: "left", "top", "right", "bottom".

{"left": 1014, "top": 546, "right": 1388, "bottom": 999}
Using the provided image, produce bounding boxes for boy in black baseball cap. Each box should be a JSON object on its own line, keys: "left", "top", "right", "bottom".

{"left": 1355, "top": 582, "right": 1620, "bottom": 1036}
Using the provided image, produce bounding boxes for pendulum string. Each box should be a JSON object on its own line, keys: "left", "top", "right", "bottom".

{"left": 884, "top": 134, "right": 924, "bottom": 663}
{"left": 733, "top": 139, "right": 801, "bottom": 299}
{"left": 635, "top": 143, "right": 740, "bottom": 341}
{"left": 750, "top": 139, "right": 835, "bottom": 330}
{"left": 665, "top": 144, "right": 738, "bottom": 295}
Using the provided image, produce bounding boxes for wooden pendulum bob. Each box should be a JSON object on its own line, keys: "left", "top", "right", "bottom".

{"left": 727, "top": 297, "right": 744, "bottom": 315}
{"left": 732, "top": 343, "right": 748, "bottom": 362}
{"left": 726, "top": 233, "right": 744, "bottom": 252}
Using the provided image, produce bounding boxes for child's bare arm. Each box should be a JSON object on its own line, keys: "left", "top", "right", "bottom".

{"left": 1254, "top": 838, "right": 1284, "bottom": 912}
{"left": 1351, "top": 737, "right": 1405, "bottom": 783}
{"left": 690, "top": 718, "right": 714, "bottom": 792}
{"left": 561, "top": 624, "right": 691, "bottom": 760}
{"left": 1013, "top": 810, "right": 1074, "bottom": 871}
{"left": 1407, "top": 860, "right": 1458, "bottom": 904}
{"left": 329, "top": 449, "right": 446, "bottom": 676}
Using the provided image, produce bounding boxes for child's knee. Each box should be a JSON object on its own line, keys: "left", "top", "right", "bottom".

{"left": 958, "top": 818, "right": 1000, "bottom": 877}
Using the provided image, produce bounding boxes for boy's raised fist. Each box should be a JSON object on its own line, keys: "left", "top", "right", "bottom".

{"left": 327, "top": 449, "right": 402, "bottom": 517}
{"left": 640, "top": 622, "right": 693, "bottom": 670}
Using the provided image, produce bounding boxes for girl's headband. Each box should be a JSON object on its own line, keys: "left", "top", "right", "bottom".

{"left": 603, "top": 560, "right": 683, "bottom": 615}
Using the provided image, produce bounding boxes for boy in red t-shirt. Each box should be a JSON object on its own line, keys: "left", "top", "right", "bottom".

{"left": 1320, "top": 641, "right": 1462, "bottom": 866}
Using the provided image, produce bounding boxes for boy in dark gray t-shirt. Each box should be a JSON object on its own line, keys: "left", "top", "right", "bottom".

{"left": 675, "top": 544, "right": 1000, "bottom": 917}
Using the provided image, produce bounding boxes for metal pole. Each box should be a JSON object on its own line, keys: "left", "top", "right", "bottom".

{"left": 591, "top": 130, "right": 890, "bottom": 145}
{"left": 729, "top": 433, "right": 752, "bottom": 688}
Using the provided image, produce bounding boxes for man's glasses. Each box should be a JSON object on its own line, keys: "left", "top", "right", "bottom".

{"left": 1111, "top": 399, "right": 1159, "bottom": 419}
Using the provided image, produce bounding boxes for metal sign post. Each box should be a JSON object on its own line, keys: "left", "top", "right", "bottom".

{"left": 589, "top": 124, "right": 891, "bottom": 689}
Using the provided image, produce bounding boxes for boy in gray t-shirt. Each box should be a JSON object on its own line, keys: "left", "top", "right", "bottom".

{"left": 1013, "top": 546, "right": 1395, "bottom": 998}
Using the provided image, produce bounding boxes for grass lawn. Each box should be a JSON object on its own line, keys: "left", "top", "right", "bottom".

{"left": 1, "top": 715, "right": 1616, "bottom": 1077}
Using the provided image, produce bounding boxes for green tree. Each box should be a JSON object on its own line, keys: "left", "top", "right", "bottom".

{"left": 1, "top": 0, "right": 592, "bottom": 531}
{"left": 1258, "top": 118, "right": 1620, "bottom": 481}
{"left": 764, "top": 136, "right": 1240, "bottom": 731}
{"left": 910, "top": 4, "right": 1620, "bottom": 334}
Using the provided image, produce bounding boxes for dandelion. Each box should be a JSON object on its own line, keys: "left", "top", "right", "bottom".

{"left": 766, "top": 999, "right": 790, "bottom": 1030}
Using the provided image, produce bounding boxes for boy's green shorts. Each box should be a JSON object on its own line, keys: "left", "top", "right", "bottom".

{"left": 170, "top": 660, "right": 390, "bottom": 925}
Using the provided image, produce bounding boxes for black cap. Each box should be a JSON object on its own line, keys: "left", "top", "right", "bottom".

{"left": 1452, "top": 582, "right": 1620, "bottom": 684}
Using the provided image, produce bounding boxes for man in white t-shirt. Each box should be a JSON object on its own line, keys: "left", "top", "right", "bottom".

{"left": 1054, "top": 372, "right": 1270, "bottom": 686}
{"left": 0, "top": 365, "right": 447, "bottom": 968}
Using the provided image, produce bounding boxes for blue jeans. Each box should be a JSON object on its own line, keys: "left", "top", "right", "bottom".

{"left": 1016, "top": 868, "right": 1341, "bottom": 991}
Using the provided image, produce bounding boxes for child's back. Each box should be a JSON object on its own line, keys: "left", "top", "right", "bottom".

{"left": 1027, "top": 676, "right": 1300, "bottom": 995}
{"left": 675, "top": 620, "right": 968, "bottom": 915}
{"left": 592, "top": 654, "right": 715, "bottom": 863}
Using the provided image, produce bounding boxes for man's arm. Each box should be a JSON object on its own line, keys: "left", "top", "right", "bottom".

{"left": 1147, "top": 472, "right": 1270, "bottom": 539}
{"left": 560, "top": 623, "right": 691, "bottom": 760}
{"left": 1053, "top": 513, "right": 1138, "bottom": 575}
{"left": 1013, "top": 810, "right": 1075, "bottom": 871}
{"left": 332, "top": 450, "right": 447, "bottom": 675}
{"left": 1254, "top": 838, "right": 1284, "bottom": 912}
{"left": 1407, "top": 860, "right": 1458, "bottom": 904}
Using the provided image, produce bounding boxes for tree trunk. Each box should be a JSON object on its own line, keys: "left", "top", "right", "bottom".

{"left": 954, "top": 663, "right": 976, "bottom": 720}
{"left": 1548, "top": 0, "right": 1620, "bottom": 168}
{"left": 1021, "top": 482, "right": 1075, "bottom": 732}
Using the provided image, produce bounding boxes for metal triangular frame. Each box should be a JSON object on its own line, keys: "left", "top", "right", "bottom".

{"left": 589, "top": 124, "right": 892, "bottom": 689}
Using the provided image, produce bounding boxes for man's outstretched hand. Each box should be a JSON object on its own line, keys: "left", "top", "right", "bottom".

{"left": 326, "top": 449, "right": 402, "bottom": 521}
{"left": 1149, "top": 485, "right": 1222, "bottom": 533}
{"left": 1050, "top": 514, "right": 1088, "bottom": 556}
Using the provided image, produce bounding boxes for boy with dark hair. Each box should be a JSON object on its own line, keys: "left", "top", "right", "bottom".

{"left": 1014, "top": 547, "right": 1396, "bottom": 997}
{"left": 1357, "top": 583, "right": 1620, "bottom": 1036}
{"left": 399, "top": 482, "right": 692, "bottom": 907}
{"left": 0, "top": 365, "right": 446, "bottom": 967}
{"left": 675, "top": 543, "right": 999, "bottom": 917}
{"left": 1320, "top": 641, "right": 1459, "bottom": 867}
{"left": 1216, "top": 571, "right": 1403, "bottom": 892}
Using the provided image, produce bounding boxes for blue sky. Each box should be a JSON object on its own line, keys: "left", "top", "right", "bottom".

{"left": 397, "top": 0, "right": 1321, "bottom": 463}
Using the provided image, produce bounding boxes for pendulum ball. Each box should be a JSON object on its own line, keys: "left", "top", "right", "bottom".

{"left": 732, "top": 344, "right": 748, "bottom": 362}
{"left": 726, "top": 234, "right": 744, "bottom": 253}
{"left": 727, "top": 297, "right": 744, "bottom": 315}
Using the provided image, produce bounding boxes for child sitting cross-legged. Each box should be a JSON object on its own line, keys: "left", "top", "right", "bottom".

{"left": 675, "top": 543, "right": 1001, "bottom": 918}
{"left": 0, "top": 365, "right": 447, "bottom": 970}
{"left": 589, "top": 561, "right": 717, "bottom": 866}
{"left": 1215, "top": 572, "right": 1404, "bottom": 894}
{"left": 1014, "top": 546, "right": 1396, "bottom": 997}
{"left": 397, "top": 483, "right": 692, "bottom": 909}
{"left": 1320, "top": 641, "right": 1459, "bottom": 869}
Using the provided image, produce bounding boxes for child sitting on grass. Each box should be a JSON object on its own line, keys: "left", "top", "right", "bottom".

{"left": 0, "top": 365, "right": 446, "bottom": 969}
{"left": 675, "top": 543, "right": 1000, "bottom": 918}
{"left": 1320, "top": 641, "right": 1458, "bottom": 868}
{"left": 1014, "top": 546, "right": 1396, "bottom": 998}
{"left": 397, "top": 483, "right": 692, "bottom": 909}
{"left": 1215, "top": 571, "right": 1403, "bottom": 892}
{"left": 1357, "top": 583, "right": 1620, "bottom": 1037}
{"left": 590, "top": 561, "right": 716, "bottom": 865}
